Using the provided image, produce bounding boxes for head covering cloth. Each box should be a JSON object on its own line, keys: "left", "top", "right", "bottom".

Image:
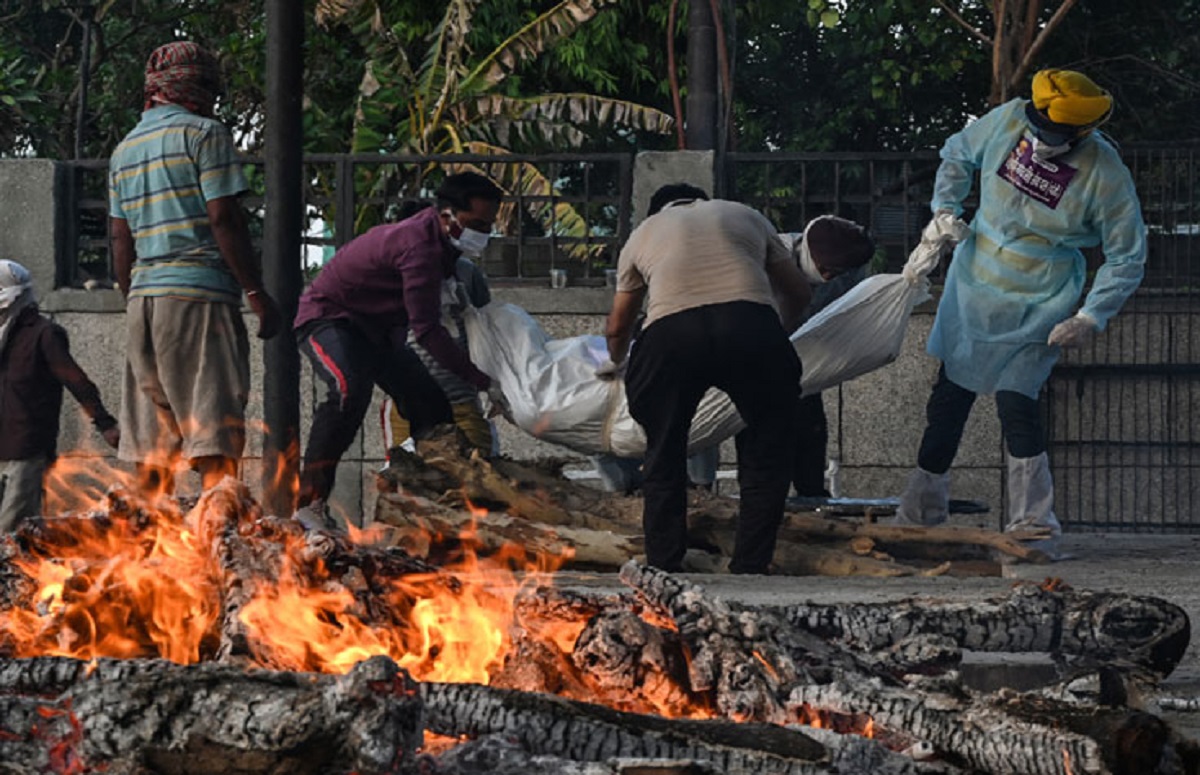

{"left": 803, "top": 215, "right": 875, "bottom": 275}
{"left": 0, "top": 260, "right": 36, "bottom": 356}
{"left": 1028, "top": 69, "right": 1113, "bottom": 130}
{"left": 143, "top": 41, "right": 222, "bottom": 116}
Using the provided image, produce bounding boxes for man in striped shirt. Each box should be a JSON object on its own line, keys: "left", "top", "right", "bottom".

{"left": 109, "top": 41, "right": 282, "bottom": 495}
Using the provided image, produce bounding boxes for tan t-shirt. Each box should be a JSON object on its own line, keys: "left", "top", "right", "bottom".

{"left": 616, "top": 199, "right": 791, "bottom": 327}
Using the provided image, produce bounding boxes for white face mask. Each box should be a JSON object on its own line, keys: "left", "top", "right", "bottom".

{"left": 1031, "top": 136, "right": 1073, "bottom": 163}
{"left": 451, "top": 226, "right": 490, "bottom": 258}
{"left": 797, "top": 238, "right": 826, "bottom": 284}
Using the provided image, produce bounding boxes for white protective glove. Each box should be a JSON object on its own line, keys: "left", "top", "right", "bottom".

{"left": 481, "top": 382, "right": 513, "bottom": 422}
{"left": 901, "top": 211, "right": 971, "bottom": 285}
{"left": 595, "top": 358, "right": 626, "bottom": 381}
{"left": 1047, "top": 312, "right": 1098, "bottom": 348}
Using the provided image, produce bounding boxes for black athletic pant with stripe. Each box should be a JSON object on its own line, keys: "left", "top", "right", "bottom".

{"left": 297, "top": 319, "right": 452, "bottom": 506}
{"left": 625, "top": 301, "right": 801, "bottom": 574}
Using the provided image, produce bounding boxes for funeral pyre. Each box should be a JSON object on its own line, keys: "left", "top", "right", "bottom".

{"left": 0, "top": 472, "right": 1195, "bottom": 775}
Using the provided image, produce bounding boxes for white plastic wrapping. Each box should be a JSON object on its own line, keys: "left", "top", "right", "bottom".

{"left": 794, "top": 272, "right": 930, "bottom": 396}
{"left": 465, "top": 303, "right": 743, "bottom": 457}
{"left": 466, "top": 255, "right": 933, "bottom": 457}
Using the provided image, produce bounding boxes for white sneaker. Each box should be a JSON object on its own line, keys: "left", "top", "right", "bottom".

{"left": 292, "top": 499, "right": 336, "bottom": 531}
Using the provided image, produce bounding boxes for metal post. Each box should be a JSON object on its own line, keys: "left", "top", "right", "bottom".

{"left": 685, "top": 0, "right": 717, "bottom": 151}
{"left": 74, "top": 4, "right": 93, "bottom": 160}
{"left": 262, "top": 0, "right": 304, "bottom": 517}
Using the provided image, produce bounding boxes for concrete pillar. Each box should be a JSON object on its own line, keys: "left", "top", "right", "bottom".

{"left": 631, "top": 151, "right": 715, "bottom": 225}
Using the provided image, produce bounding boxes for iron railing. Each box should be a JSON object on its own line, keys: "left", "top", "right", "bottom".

{"left": 1043, "top": 144, "right": 1200, "bottom": 531}
{"left": 63, "top": 152, "right": 634, "bottom": 288}
{"left": 724, "top": 146, "right": 1199, "bottom": 531}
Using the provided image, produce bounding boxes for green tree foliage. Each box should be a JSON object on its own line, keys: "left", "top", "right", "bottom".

{"left": 0, "top": 0, "right": 262, "bottom": 159}
{"left": 1043, "top": 0, "right": 1200, "bottom": 141}
{"left": 733, "top": 0, "right": 991, "bottom": 152}
{"left": 0, "top": 0, "right": 1195, "bottom": 164}
{"left": 312, "top": 0, "right": 675, "bottom": 241}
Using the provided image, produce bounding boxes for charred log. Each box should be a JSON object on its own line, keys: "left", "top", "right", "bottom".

{"left": 0, "top": 655, "right": 422, "bottom": 775}
{"left": 788, "top": 679, "right": 1105, "bottom": 775}
{"left": 777, "top": 583, "right": 1190, "bottom": 678}
{"left": 421, "top": 680, "right": 833, "bottom": 774}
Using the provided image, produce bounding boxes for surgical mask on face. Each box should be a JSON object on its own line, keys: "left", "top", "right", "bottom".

{"left": 1031, "top": 136, "right": 1073, "bottom": 162}
{"left": 451, "top": 226, "right": 490, "bottom": 258}
{"left": 797, "top": 239, "right": 826, "bottom": 284}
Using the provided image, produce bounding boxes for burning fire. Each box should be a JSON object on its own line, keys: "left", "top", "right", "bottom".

{"left": 2, "top": 457, "right": 564, "bottom": 686}
{"left": 3, "top": 460, "right": 868, "bottom": 741}
{"left": 795, "top": 703, "right": 877, "bottom": 739}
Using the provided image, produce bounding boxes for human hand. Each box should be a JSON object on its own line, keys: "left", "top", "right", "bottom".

{"left": 595, "top": 358, "right": 626, "bottom": 381}
{"left": 248, "top": 290, "right": 284, "bottom": 339}
{"left": 101, "top": 425, "right": 120, "bottom": 449}
{"left": 921, "top": 210, "right": 971, "bottom": 245}
{"left": 481, "top": 383, "right": 512, "bottom": 422}
{"left": 1047, "top": 312, "right": 1097, "bottom": 348}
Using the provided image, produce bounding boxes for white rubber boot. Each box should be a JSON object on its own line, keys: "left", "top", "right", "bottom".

{"left": 895, "top": 467, "right": 950, "bottom": 526}
{"left": 1005, "top": 452, "right": 1064, "bottom": 559}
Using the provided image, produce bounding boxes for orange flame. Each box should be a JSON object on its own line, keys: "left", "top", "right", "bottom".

{"left": 794, "top": 703, "right": 877, "bottom": 739}
{"left": 3, "top": 454, "right": 567, "bottom": 688}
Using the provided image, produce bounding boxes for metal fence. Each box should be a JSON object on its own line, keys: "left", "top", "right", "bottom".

{"left": 724, "top": 147, "right": 1200, "bottom": 531}
{"left": 63, "top": 152, "right": 634, "bottom": 288}
{"left": 1044, "top": 144, "right": 1200, "bottom": 531}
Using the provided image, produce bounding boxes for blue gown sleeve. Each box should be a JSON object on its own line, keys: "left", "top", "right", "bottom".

{"left": 1078, "top": 154, "right": 1147, "bottom": 331}
{"left": 931, "top": 103, "right": 1012, "bottom": 216}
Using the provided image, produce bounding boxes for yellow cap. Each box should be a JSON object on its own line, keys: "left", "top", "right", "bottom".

{"left": 1031, "top": 69, "right": 1113, "bottom": 127}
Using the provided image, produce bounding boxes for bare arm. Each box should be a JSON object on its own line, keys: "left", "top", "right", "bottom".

{"left": 766, "top": 259, "right": 812, "bottom": 333}
{"left": 207, "top": 196, "right": 282, "bottom": 339}
{"left": 110, "top": 217, "right": 135, "bottom": 297}
{"left": 605, "top": 288, "right": 646, "bottom": 365}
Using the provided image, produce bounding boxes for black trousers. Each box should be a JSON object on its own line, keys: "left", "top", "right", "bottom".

{"left": 298, "top": 320, "right": 452, "bottom": 504}
{"left": 792, "top": 392, "right": 829, "bottom": 497}
{"left": 916, "top": 365, "right": 1045, "bottom": 474}
{"left": 625, "top": 302, "right": 801, "bottom": 574}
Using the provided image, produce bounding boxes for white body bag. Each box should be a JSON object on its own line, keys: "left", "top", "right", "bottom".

{"left": 465, "top": 243, "right": 940, "bottom": 458}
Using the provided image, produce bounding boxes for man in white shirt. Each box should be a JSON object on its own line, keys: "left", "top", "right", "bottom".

{"left": 600, "top": 184, "right": 810, "bottom": 574}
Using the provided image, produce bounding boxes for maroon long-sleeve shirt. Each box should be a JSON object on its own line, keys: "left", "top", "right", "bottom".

{"left": 0, "top": 307, "right": 117, "bottom": 460}
{"left": 294, "top": 206, "right": 491, "bottom": 390}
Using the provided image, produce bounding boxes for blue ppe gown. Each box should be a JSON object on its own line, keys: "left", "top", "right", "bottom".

{"left": 927, "top": 99, "right": 1147, "bottom": 399}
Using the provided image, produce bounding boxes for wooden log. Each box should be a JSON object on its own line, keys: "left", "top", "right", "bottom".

{"left": 788, "top": 679, "right": 1106, "bottom": 775}
{"left": 188, "top": 479, "right": 261, "bottom": 661}
{"left": 421, "top": 680, "right": 836, "bottom": 775}
{"left": 375, "top": 491, "right": 642, "bottom": 568}
{"left": 615, "top": 561, "right": 907, "bottom": 725}
{"left": 380, "top": 446, "right": 1035, "bottom": 576}
{"left": 772, "top": 539, "right": 951, "bottom": 578}
{"left": 782, "top": 514, "right": 1053, "bottom": 563}
{"left": 777, "top": 583, "right": 1191, "bottom": 678}
{"left": 0, "top": 655, "right": 422, "bottom": 775}
{"left": 383, "top": 446, "right": 578, "bottom": 526}
{"left": 570, "top": 609, "right": 700, "bottom": 717}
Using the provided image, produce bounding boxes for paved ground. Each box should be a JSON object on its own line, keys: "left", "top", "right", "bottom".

{"left": 555, "top": 533, "right": 1200, "bottom": 737}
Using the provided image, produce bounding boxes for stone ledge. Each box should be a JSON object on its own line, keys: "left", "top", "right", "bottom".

{"left": 489, "top": 285, "right": 614, "bottom": 314}
{"left": 42, "top": 288, "right": 126, "bottom": 313}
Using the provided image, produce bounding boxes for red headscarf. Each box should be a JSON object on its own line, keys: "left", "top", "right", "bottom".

{"left": 143, "top": 42, "right": 221, "bottom": 117}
